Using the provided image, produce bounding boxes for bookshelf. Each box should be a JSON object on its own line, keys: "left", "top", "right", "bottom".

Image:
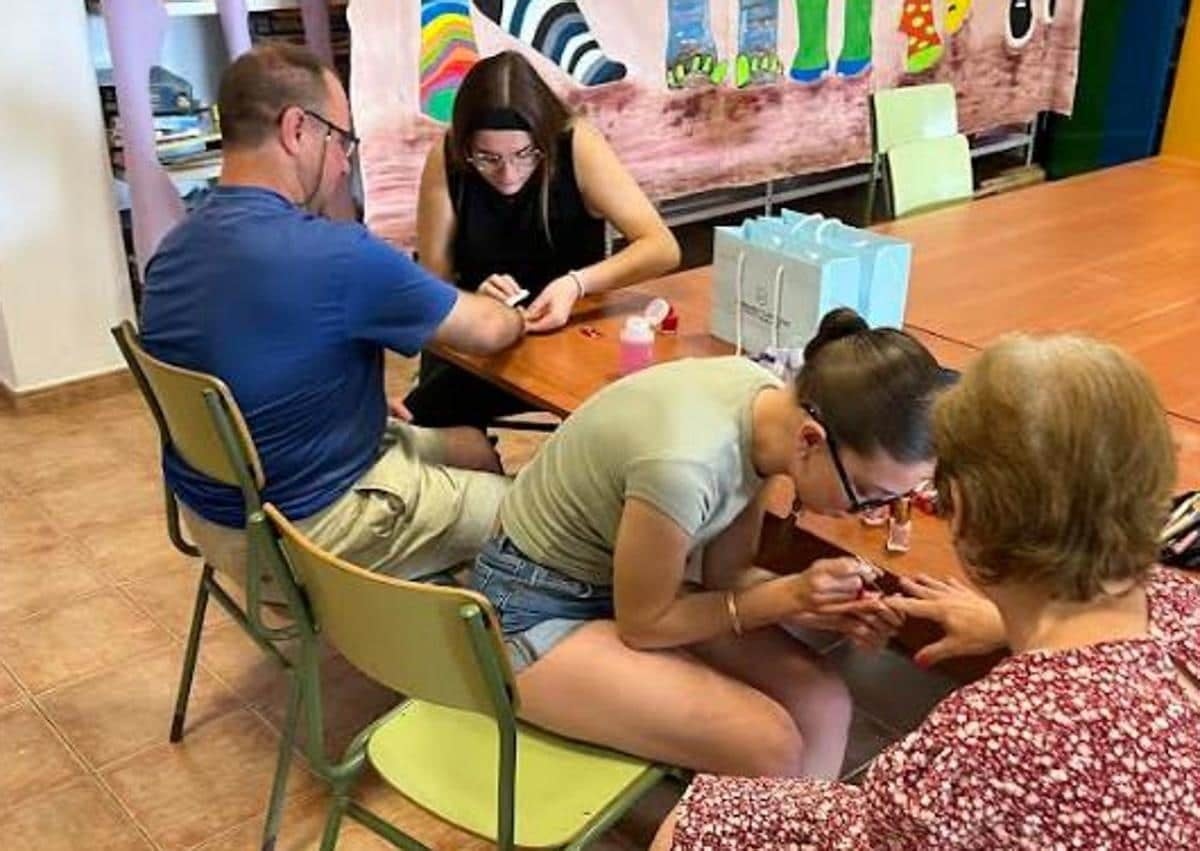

{"left": 85, "top": 0, "right": 354, "bottom": 301}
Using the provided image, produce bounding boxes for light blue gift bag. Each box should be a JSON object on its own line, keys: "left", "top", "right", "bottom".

{"left": 711, "top": 218, "right": 862, "bottom": 356}
{"left": 781, "top": 211, "right": 911, "bottom": 329}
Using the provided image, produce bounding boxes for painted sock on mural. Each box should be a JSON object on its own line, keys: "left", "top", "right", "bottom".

{"left": 1006, "top": 0, "right": 1035, "bottom": 49}
{"left": 472, "top": 0, "right": 626, "bottom": 86}
{"left": 420, "top": 0, "right": 479, "bottom": 123}
{"left": 665, "top": 0, "right": 726, "bottom": 88}
{"left": 790, "top": 0, "right": 829, "bottom": 82}
{"left": 945, "top": 0, "right": 973, "bottom": 36}
{"left": 899, "top": 0, "right": 943, "bottom": 73}
{"left": 735, "top": 0, "right": 782, "bottom": 88}
{"left": 836, "top": 0, "right": 874, "bottom": 77}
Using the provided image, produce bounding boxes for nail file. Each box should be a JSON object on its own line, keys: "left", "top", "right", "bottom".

{"left": 504, "top": 289, "right": 530, "bottom": 308}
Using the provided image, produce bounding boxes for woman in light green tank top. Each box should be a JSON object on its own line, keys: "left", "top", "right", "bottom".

{"left": 471, "top": 308, "right": 952, "bottom": 779}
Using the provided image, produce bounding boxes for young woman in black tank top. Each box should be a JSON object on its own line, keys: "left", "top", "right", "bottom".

{"left": 404, "top": 51, "right": 680, "bottom": 437}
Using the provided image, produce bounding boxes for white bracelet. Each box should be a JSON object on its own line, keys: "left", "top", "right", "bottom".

{"left": 567, "top": 269, "right": 587, "bottom": 300}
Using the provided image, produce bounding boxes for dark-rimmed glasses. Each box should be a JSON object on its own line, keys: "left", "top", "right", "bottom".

{"left": 300, "top": 108, "right": 359, "bottom": 159}
{"left": 800, "top": 402, "right": 901, "bottom": 514}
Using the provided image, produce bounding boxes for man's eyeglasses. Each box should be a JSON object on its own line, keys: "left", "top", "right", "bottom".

{"left": 466, "top": 145, "right": 543, "bottom": 174}
{"left": 800, "top": 402, "right": 900, "bottom": 514}
{"left": 301, "top": 108, "right": 359, "bottom": 159}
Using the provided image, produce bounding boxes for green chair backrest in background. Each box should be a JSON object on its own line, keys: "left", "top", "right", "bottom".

{"left": 872, "top": 82, "right": 959, "bottom": 153}
{"left": 867, "top": 82, "right": 961, "bottom": 221}
{"left": 886, "top": 134, "right": 974, "bottom": 218}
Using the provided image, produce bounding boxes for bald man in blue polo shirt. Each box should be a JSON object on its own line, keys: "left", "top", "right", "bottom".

{"left": 141, "top": 44, "right": 525, "bottom": 584}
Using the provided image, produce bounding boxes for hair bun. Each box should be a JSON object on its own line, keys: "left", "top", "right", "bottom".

{"left": 804, "top": 308, "right": 869, "bottom": 362}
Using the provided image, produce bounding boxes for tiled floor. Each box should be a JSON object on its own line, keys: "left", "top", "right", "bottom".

{"left": 0, "top": 356, "right": 952, "bottom": 849}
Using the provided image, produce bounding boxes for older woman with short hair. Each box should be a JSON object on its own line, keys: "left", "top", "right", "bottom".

{"left": 653, "top": 334, "right": 1200, "bottom": 851}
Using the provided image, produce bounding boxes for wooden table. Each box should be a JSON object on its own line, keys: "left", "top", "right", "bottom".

{"left": 435, "top": 161, "right": 1200, "bottom": 676}
{"left": 436, "top": 264, "right": 1200, "bottom": 575}
{"left": 876, "top": 157, "right": 1200, "bottom": 423}
{"left": 435, "top": 268, "right": 975, "bottom": 420}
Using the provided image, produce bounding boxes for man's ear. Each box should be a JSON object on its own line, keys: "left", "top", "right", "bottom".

{"left": 278, "top": 105, "right": 306, "bottom": 157}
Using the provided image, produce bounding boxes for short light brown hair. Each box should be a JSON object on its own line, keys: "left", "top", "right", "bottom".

{"left": 218, "top": 44, "right": 331, "bottom": 149}
{"left": 933, "top": 334, "right": 1176, "bottom": 601}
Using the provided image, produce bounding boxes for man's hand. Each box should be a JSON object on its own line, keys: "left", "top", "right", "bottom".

{"left": 887, "top": 575, "right": 1008, "bottom": 668}
{"left": 524, "top": 274, "right": 581, "bottom": 333}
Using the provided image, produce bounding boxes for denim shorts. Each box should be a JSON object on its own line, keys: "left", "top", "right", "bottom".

{"left": 470, "top": 536, "right": 614, "bottom": 673}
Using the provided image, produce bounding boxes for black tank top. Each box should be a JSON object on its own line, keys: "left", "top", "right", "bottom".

{"left": 447, "top": 129, "right": 606, "bottom": 296}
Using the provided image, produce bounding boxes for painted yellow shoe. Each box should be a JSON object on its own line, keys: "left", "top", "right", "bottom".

{"left": 946, "top": 0, "right": 973, "bottom": 36}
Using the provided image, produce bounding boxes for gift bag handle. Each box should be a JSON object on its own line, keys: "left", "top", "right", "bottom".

{"left": 734, "top": 250, "right": 747, "bottom": 356}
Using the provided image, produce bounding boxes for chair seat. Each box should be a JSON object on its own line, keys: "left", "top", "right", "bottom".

{"left": 367, "top": 700, "right": 662, "bottom": 849}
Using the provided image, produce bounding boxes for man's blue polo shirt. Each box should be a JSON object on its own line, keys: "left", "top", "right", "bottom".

{"left": 141, "top": 185, "right": 458, "bottom": 527}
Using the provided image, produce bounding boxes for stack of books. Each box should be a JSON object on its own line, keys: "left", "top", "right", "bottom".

{"left": 97, "top": 66, "right": 222, "bottom": 177}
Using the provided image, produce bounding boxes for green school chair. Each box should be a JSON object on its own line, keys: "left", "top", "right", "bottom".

{"left": 263, "top": 502, "right": 669, "bottom": 850}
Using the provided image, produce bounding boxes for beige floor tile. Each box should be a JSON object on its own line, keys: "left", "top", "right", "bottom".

{"left": 197, "top": 622, "right": 294, "bottom": 710}
{"left": 120, "top": 560, "right": 230, "bottom": 637}
{"left": 0, "top": 411, "right": 85, "bottom": 452}
{"left": 38, "top": 644, "right": 243, "bottom": 770}
{"left": 0, "top": 702, "right": 84, "bottom": 809}
{"left": 0, "top": 663, "right": 22, "bottom": 708}
{"left": 31, "top": 464, "right": 163, "bottom": 538}
{"left": 0, "top": 777, "right": 152, "bottom": 851}
{"left": 102, "top": 709, "right": 320, "bottom": 850}
{"left": 78, "top": 513, "right": 190, "bottom": 585}
{"left": 0, "top": 589, "right": 173, "bottom": 694}
{"left": 0, "top": 497, "right": 60, "bottom": 560}
{"left": 193, "top": 789, "right": 398, "bottom": 851}
{"left": 0, "top": 432, "right": 132, "bottom": 495}
{"left": 0, "top": 537, "right": 104, "bottom": 626}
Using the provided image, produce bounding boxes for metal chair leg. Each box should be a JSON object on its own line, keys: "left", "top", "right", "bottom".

{"left": 261, "top": 673, "right": 304, "bottom": 851}
{"left": 318, "top": 795, "right": 349, "bottom": 851}
{"left": 170, "top": 564, "right": 214, "bottom": 742}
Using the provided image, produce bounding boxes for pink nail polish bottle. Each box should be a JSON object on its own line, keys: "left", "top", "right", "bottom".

{"left": 618, "top": 316, "right": 655, "bottom": 376}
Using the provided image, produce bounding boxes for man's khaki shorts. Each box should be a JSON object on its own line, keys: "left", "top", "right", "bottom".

{"left": 180, "top": 421, "right": 509, "bottom": 593}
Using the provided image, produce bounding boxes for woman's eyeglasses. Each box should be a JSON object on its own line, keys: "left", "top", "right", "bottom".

{"left": 800, "top": 403, "right": 902, "bottom": 514}
{"left": 467, "top": 145, "right": 543, "bottom": 174}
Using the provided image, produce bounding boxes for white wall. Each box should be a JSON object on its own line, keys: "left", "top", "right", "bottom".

{"left": 0, "top": 0, "right": 134, "bottom": 393}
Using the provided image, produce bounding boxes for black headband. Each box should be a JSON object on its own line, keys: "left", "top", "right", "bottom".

{"left": 469, "top": 106, "right": 532, "bottom": 132}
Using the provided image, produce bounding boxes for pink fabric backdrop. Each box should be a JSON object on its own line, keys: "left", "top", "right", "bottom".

{"left": 350, "top": 0, "right": 1084, "bottom": 249}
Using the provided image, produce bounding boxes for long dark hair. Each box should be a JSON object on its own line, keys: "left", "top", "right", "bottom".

{"left": 796, "top": 308, "right": 946, "bottom": 463}
{"left": 447, "top": 51, "right": 573, "bottom": 242}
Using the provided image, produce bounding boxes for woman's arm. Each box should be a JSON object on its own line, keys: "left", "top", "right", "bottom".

{"left": 612, "top": 499, "right": 869, "bottom": 650}
{"left": 415, "top": 135, "right": 457, "bottom": 281}
{"left": 524, "top": 120, "right": 681, "bottom": 332}
{"left": 571, "top": 119, "right": 681, "bottom": 290}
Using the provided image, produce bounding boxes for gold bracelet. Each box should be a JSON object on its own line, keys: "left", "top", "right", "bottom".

{"left": 725, "top": 591, "right": 744, "bottom": 637}
{"left": 567, "top": 269, "right": 587, "bottom": 300}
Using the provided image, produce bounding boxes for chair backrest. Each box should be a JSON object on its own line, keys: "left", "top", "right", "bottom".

{"left": 264, "top": 504, "right": 517, "bottom": 717}
{"left": 872, "top": 83, "right": 959, "bottom": 154}
{"left": 886, "top": 134, "right": 974, "bottom": 218}
{"left": 112, "top": 320, "right": 264, "bottom": 491}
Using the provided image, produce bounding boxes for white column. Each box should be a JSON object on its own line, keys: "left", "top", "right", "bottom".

{"left": 0, "top": 0, "right": 134, "bottom": 394}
